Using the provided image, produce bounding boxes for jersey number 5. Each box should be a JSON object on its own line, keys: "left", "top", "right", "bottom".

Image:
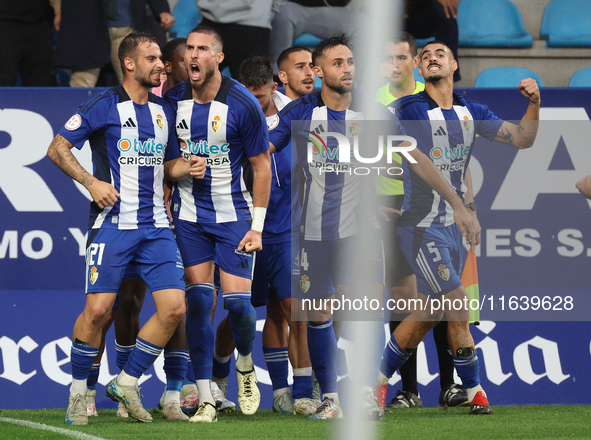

{"left": 427, "top": 242, "right": 441, "bottom": 262}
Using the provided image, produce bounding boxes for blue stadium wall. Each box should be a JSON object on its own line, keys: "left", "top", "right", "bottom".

{"left": 1, "top": 87, "right": 590, "bottom": 410}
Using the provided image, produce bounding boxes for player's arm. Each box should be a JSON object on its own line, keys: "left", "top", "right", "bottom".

{"left": 238, "top": 150, "right": 272, "bottom": 253}
{"left": 406, "top": 147, "right": 477, "bottom": 245}
{"left": 165, "top": 156, "right": 206, "bottom": 181}
{"left": 493, "top": 78, "right": 540, "bottom": 149}
{"left": 576, "top": 175, "right": 591, "bottom": 200}
{"left": 47, "top": 133, "right": 119, "bottom": 209}
{"left": 464, "top": 167, "right": 481, "bottom": 246}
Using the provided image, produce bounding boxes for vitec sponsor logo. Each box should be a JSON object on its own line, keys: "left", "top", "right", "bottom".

{"left": 430, "top": 143, "right": 471, "bottom": 161}
{"left": 180, "top": 140, "right": 231, "bottom": 167}
{"left": 117, "top": 138, "right": 165, "bottom": 154}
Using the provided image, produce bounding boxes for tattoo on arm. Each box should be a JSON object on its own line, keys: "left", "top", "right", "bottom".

{"left": 48, "top": 134, "right": 94, "bottom": 187}
{"left": 496, "top": 126, "right": 514, "bottom": 146}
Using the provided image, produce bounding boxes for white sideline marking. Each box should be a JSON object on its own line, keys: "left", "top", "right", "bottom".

{"left": 0, "top": 417, "right": 109, "bottom": 440}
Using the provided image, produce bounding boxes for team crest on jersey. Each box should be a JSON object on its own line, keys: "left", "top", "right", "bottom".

{"left": 212, "top": 115, "right": 222, "bottom": 133}
{"left": 463, "top": 116, "right": 471, "bottom": 131}
{"left": 437, "top": 264, "right": 450, "bottom": 281}
{"left": 300, "top": 275, "right": 310, "bottom": 293}
{"left": 349, "top": 122, "right": 359, "bottom": 137}
{"left": 89, "top": 266, "right": 99, "bottom": 285}
{"left": 156, "top": 113, "right": 164, "bottom": 130}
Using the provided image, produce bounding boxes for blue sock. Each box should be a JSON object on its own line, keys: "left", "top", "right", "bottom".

{"left": 225, "top": 292, "right": 256, "bottom": 357}
{"left": 213, "top": 355, "right": 231, "bottom": 379}
{"left": 292, "top": 372, "right": 313, "bottom": 399}
{"left": 87, "top": 363, "right": 100, "bottom": 390}
{"left": 452, "top": 353, "right": 480, "bottom": 388}
{"left": 380, "top": 334, "right": 411, "bottom": 378}
{"left": 70, "top": 342, "right": 99, "bottom": 380}
{"left": 164, "top": 349, "right": 189, "bottom": 392}
{"left": 185, "top": 283, "right": 214, "bottom": 380}
{"left": 115, "top": 342, "right": 134, "bottom": 371}
{"left": 307, "top": 320, "right": 338, "bottom": 394}
{"left": 370, "top": 319, "right": 386, "bottom": 381}
{"left": 124, "top": 337, "right": 163, "bottom": 379}
{"left": 184, "top": 358, "right": 196, "bottom": 385}
{"left": 263, "top": 346, "right": 289, "bottom": 391}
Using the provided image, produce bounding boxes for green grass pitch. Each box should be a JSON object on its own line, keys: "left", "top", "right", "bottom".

{"left": 1, "top": 406, "right": 590, "bottom": 439}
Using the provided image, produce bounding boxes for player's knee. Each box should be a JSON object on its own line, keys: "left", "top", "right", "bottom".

{"left": 84, "top": 303, "right": 112, "bottom": 326}
{"left": 226, "top": 297, "right": 253, "bottom": 317}
{"left": 186, "top": 283, "right": 215, "bottom": 317}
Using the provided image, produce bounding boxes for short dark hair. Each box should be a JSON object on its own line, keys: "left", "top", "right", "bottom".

{"left": 118, "top": 32, "right": 159, "bottom": 74}
{"left": 188, "top": 26, "right": 223, "bottom": 52}
{"left": 312, "top": 34, "right": 352, "bottom": 65}
{"left": 390, "top": 31, "right": 418, "bottom": 57}
{"left": 277, "top": 46, "right": 312, "bottom": 72}
{"left": 162, "top": 38, "right": 187, "bottom": 63}
{"left": 238, "top": 56, "right": 273, "bottom": 88}
{"left": 420, "top": 40, "right": 454, "bottom": 59}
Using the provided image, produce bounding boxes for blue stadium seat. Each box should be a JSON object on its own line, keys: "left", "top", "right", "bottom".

{"left": 458, "top": 0, "right": 533, "bottom": 47}
{"left": 474, "top": 67, "right": 544, "bottom": 87}
{"left": 293, "top": 33, "right": 323, "bottom": 47}
{"left": 569, "top": 67, "right": 591, "bottom": 87}
{"left": 169, "top": 0, "right": 200, "bottom": 39}
{"left": 540, "top": 0, "right": 591, "bottom": 47}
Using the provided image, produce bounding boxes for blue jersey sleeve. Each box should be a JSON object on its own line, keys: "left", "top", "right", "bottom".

{"left": 234, "top": 90, "right": 269, "bottom": 158}
{"left": 58, "top": 92, "right": 111, "bottom": 149}
{"left": 163, "top": 102, "right": 180, "bottom": 162}
{"left": 269, "top": 101, "right": 303, "bottom": 153}
{"left": 469, "top": 102, "right": 504, "bottom": 141}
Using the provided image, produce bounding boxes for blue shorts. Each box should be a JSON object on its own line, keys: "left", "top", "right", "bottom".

{"left": 251, "top": 241, "right": 291, "bottom": 307}
{"left": 174, "top": 219, "right": 255, "bottom": 280}
{"left": 298, "top": 234, "right": 384, "bottom": 300}
{"left": 85, "top": 228, "right": 185, "bottom": 294}
{"left": 397, "top": 224, "right": 464, "bottom": 297}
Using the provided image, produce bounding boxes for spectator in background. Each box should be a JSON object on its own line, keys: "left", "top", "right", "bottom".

{"left": 195, "top": 0, "right": 279, "bottom": 78}
{"left": 54, "top": 0, "right": 112, "bottom": 87}
{"left": 0, "top": 0, "right": 59, "bottom": 86}
{"left": 404, "top": 0, "right": 461, "bottom": 81}
{"left": 107, "top": 0, "right": 176, "bottom": 82}
{"left": 269, "top": 0, "right": 363, "bottom": 77}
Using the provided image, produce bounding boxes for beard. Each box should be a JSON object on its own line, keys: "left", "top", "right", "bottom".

{"left": 289, "top": 80, "right": 314, "bottom": 98}
{"left": 191, "top": 66, "right": 216, "bottom": 91}
{"left": 138, "top": 70, "right": 161, "bottom": 89}
{"left": 425, "top": 73, "right": 443, "bottom": 83}
{"left": 324, "top": 76, "right": 353, "bottom": 94}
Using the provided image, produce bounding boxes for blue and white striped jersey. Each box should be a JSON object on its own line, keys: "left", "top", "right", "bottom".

{"left": 165, "top": 76, "right": 269, "bottom": 224}
{"left": 264, "top": 91, "right": 292, "bottom": 244}
{"left": 59, "top": 85, "right": 180, "bottom": 230}
{"left": 269, "top": 92, "right": 364, "bottom": 241}
{"left": 392, "top": 91, "right": 503, "bottom": 228}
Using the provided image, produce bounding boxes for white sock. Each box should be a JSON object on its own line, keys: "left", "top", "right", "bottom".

{"left": 324, "top": 392, "right": 339, "bottom": 404}
{"left": 214, "top": 352, "right": 232, "bottom": 364}
{"left": 197, "top": 379, "right": 214, "bottom": 405}
{"left": 117, "top": 370, "right": 138, "bottom": 388}
{"left": 273, "top": 387, "right": 291, "bottom": 399}
{"left": 293, "top": 367, "right": 312, "bottom": 377}
{"left": 466, "top": 384, "right": 486, "bottom": 402}
{"left": 70, "top": 378, "right": 87, "bottom": 397}
{"left": 164, "top": 390, "right": 181, "bottom": 404}
{"left": 376, "top": 371, "right": 389, "bottom": 387}
{"left": 236, "top": 353, "right": 253, "bottom": 372}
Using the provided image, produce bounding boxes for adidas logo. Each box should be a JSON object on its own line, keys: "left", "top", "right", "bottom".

{"left": 122, "top": 117, "right": 136, "bottom": 128}
{"left": 236, "top": 260, "right": 250, "bottom": 270}
{"left": 434, "top": 126, "right": 447, "bottom": 136}
{"left": 176, "top": 119, "right": 189, "bottom": 130}
{"left": 312, "top": 124, "right": 325, "bottom": 135}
